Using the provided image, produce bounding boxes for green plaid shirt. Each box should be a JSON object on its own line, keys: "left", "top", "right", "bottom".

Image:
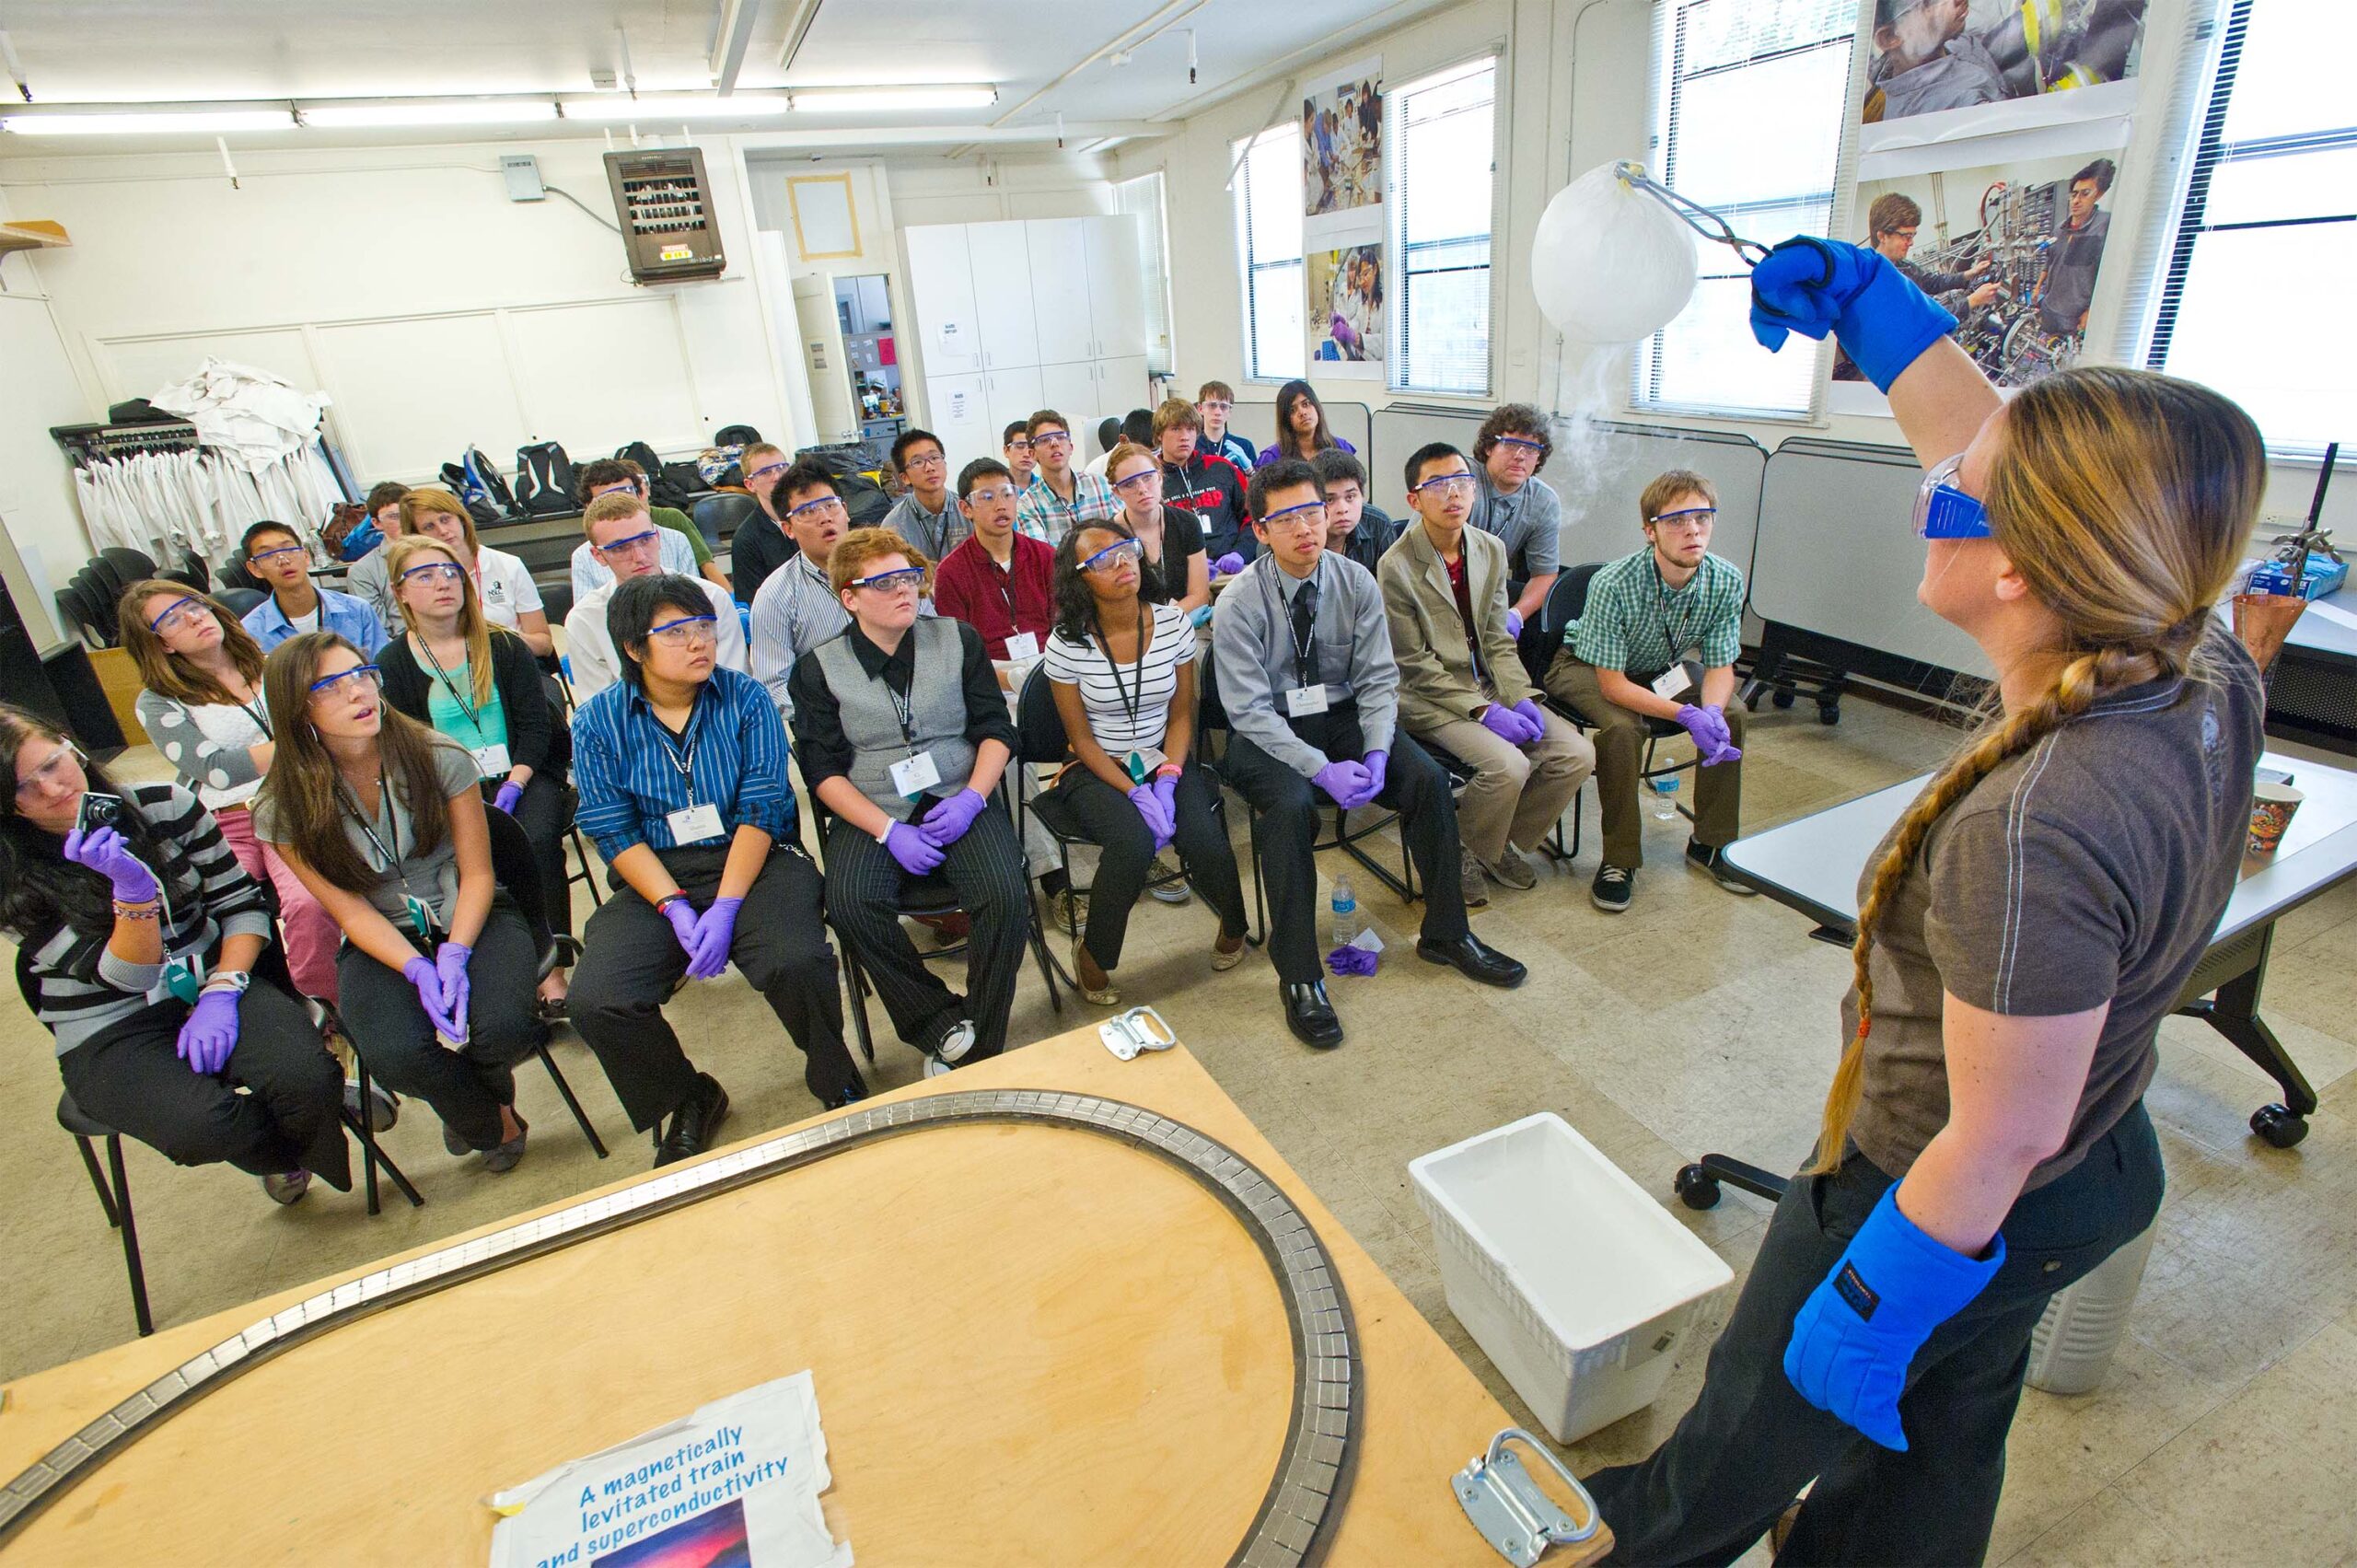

{"left": 1566, "top": 548, "right": 1745, "bottom": 676}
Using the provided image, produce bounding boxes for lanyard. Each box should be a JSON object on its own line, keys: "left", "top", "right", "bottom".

{"left": 651, "top": 693, "right": 702, "bottom": 795}
{"left": 1093, "top": 609, "right": 1153, "bottom": 732}
{"left": 1652, "top": 555, "right": 1700, "bottom": 669}
{"left": 412, "top": 634, "right": 483, "bottom": 731}
{"left": 1261, "top": 559, "right": 1321, "bottom": 688}
{"left": 339, "top": 762, "right": 427, "bottom": 907}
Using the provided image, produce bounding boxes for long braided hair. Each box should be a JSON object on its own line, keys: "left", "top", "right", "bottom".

{"left": 1811, "top": 366, "right": 2266, "bottom": 1174}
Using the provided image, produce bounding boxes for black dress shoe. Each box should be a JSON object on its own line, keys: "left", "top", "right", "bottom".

{"left": 1416, "top": 932, "right": 1527, "bottom": 989}
{"left": 654, "top": 1073, "right": 731, "bottom": 1167}
{"left": 820, "top": 1074, "right": 869, "bottom": 1111}
{"left": 1282, "top": 981, "right": 1344, "bottom": 1050}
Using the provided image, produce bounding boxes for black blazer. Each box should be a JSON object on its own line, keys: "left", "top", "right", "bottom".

{"left": 378, "top": 627, "right": 569, "bottom": 781}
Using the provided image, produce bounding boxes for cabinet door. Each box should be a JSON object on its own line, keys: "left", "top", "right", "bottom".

{"left": 982, "top": 365, "right": 1045, "bottom": 450}
{"left": 1036, "top": 361, "right": 1100, "bottom": 430}
{"left": 926, "top": 373, "right": 992, "bottom": 451}
{"left": 1097, "top": 355, "right": 1150, "bottom": 422}
{"left": 1026, "top": 218, "right": 1096, "bottom": 366}
{"left": 1083, "top": 215, "right": 1148, "bottom": 361}
{"left": 901, "top": 225, "right": 982, "bottom": 377}
{"left": 967, "top": 221, "right": 1041, "bottom": 373}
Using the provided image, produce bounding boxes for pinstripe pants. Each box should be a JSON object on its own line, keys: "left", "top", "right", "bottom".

{"left": 824, "top": 801, "right": 1028, "bottom": 1061}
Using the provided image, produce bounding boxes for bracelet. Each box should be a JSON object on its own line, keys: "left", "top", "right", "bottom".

{"left": 655, "top": 893, "right": 687, "bottom": 915}
{"left": 1154, "top": 762, "right": 1184, "bottom": 780}
{"left": 111, "top": 901, "right": 161, "bottom": 921}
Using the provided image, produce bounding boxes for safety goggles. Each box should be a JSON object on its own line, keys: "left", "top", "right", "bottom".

{"left": 745, "top": 459, "right": 788, "bottom": 487}
{"left": 14, "top": 744, "right": 84, "bottom": 799}
{"left": 785, "top": 494, "right": 848, "bottom": 522}
{"left": 592, "top": 528, "right": 663, "bottom": 558}
{"left": 1648, "top": 506, "right": 1717, "bottom": 533}
{"left": 1914, "top": 454, "right": 1992, "bottom": 540}
{"left": 1031, "top": 429, "right": 1074, "bottom": 449}
{"left": 248, "top": 542, "right": 308, "bottom": 567}
{"left": 1080, "top": 539, "right": 1144, "bottom": 574}
{"left": 964, "top": 485, "right": 1020, "bottom": 507}
{"left": 647, "top": 614, "right": 720, "bottom": 647}
{"left": 1258, "top": 501, "right": 1327, "bottom": 530}
{"left": 1493, "top": 436, "right": 1547, "bottom": 459}
{"left": 1410, "top": 473, "right": 1479, "bottom": 498}
{"left": 1198, "top": 399, "right": 1233, "bottom": 414}
{"left": 848, "top": 567, "right": 925, "bottom": 594}
{"left": 399, "top": 562, "right": 467, "bottom": 586}
{"left": 308, "top": 664, "right": 383, "bottom": 699}
{"left": 1110, "top": 466, "right": 1161, "bottom": 493}
{"left": 146, "top": 596, "right": 208, "bottom": 634}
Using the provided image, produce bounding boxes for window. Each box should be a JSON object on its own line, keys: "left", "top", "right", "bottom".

{"left": 1387, "top": 57, "right": 1498, "bottom": 396}
{"left": 2146, "top": 0, "right": 2355, "bottom": 455}
{"left": 1233, "top": 124, "right": 1305, "bottom": 382}
{"left": 1635, "top": 0, "right": 1856, "bottom": 419}
{"left": 1115, "top": 169, "right": 1178, "bottom": 376}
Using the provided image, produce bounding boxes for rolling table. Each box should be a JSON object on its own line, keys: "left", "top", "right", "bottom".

{"left": 1675, "top": 751, "right": 2357, "bottom": 1212}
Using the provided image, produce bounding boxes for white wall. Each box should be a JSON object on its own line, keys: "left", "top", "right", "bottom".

{"left": 0, "top": 188, "right": 98, "bottom": 643}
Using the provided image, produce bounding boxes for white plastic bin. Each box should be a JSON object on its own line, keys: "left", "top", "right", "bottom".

{"left": 2026, "top": 1223, "right": 2156, "bottom": 1395}
{"left": 1410, "top": 1112, "right": 1735, "bottom": 1444}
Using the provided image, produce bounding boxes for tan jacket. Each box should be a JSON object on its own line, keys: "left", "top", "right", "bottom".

{"left": 1375, "top": 520, "right": 1536, "bottom": 734}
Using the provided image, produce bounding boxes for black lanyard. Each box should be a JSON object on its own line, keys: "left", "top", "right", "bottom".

{"left": 1262, "top": 561, "right": 1322, "bottom": 690}
{"left": 339, "top": 763, "right": 428, "bottom": 905}
{"left": 1093, "top": 609, "right": 1153, "bottom": 733}
{"left": 1652, "top": 555, "right": 1699, "bottom": 670}
{"left": 412, "top": 634, "right": 483, "bottom": 731}
{"left": 652, "top": 693, "right": 702, "bottom": 795}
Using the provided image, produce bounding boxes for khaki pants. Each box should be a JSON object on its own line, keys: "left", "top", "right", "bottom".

{"left": 1544, "top": 653, "right": 1744, "bottom": 868}
{"left": 1416, "top": 707, "right": 1595, "bottom": 865}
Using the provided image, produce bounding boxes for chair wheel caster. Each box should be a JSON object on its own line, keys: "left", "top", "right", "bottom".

{"left": 1817, "top": 704, "right": 1840, "bottom": 726}
{"left": 2250, "top": 1103, "right": 2308, "bottom": 1149}
{"left": 1674, "top": 1164, "right": 1722, "bottom": 1210}
{"left": 1771, "top": 691, "right": 1795, "bottom": 711}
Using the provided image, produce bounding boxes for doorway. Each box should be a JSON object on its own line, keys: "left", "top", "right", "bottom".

{"left": 834, "top": 274, "right": 906, "bottom": 446}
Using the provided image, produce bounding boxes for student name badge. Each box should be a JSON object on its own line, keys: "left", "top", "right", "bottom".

{"left": 1123, "top": 747, "right": 1168, "bottom": 784}
{"left": 471, "top": 742, "right": 512, "bottom": 779}
{"left": 1284, "top": 684, "right": 1329, "bottom": 718}
{"left": 665, "top": 802, "right": 726, "bottom": 845}
{"left": 1003, "top": 632, "right": 1041, "bottom": 663}
{"left": 889, "top": 751, "right": 943, "bottom": 800}
{"left": 1651, "top": 659, "right": 1702, "bottom": 702}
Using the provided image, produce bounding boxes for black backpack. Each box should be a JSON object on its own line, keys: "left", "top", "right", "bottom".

{"left": 438, "top": 445, "right": 517, "bottom": 528}
{"left": 836, "top": 470, "right": 891, "bottom": 528}
{"left": 512, "top": 441, "right": 579, "bottom": 517}
{"left": 616, "top": 441, "right": 696, "bottom": 511}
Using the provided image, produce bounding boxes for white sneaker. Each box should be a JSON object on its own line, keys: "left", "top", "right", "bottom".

{"left": 923, "top": 1055, "right": 954, "bottom": 1079}
{"left": 935, "top": 1018, "right": 977, "bottom": 1064}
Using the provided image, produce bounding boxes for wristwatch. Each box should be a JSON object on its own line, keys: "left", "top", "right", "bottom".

{"left": 203, "top": 970, "right": 252, "bottom": 995}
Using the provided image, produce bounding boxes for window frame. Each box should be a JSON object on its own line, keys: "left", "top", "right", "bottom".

{"left": 1232, "top": 123, "right": 1306, "bottom": 386}
{"left": 1385, "top": 52, "right": 1503, "bottom": 399}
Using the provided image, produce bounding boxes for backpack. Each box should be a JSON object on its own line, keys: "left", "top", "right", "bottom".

{"left": 512, "top": 441, "right": 578, "bottom": 517}
{"left": 438, "top": 446, "right": 516, "bottom": 528}
{"left": 321, "top": 501, "right": 383, "bottom": 563}
{"left": 836, "top": 470, "right": 891, "bottom": 528}
{"left": 616, "top": 441, "right": 696, "bottom": 511}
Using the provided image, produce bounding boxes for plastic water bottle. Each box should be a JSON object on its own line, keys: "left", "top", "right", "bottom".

{"left": 1651, "top": 774, "right": 1681, "bottom": 821}
{"left": 1330, "top": 877, "right": 1362, "bottom": 947}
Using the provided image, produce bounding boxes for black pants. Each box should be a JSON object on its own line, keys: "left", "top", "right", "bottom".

{"left": 823, "top": 800, "right": 1028, "bottom": 1061}
{"left": 571, "top": 842, "right": 858, "bottom": 1128}
{"left": 1041, "top": 760, "right": 1248, "bottom": 970}
{"left": 1584, "top": 1102, "right": 2165, "bottom": 1566}
{"left": 58, "top": 980, "right": 352, "bottom": 1191}
{"left": 338, "top": 901, "right": 544, "bottom": 1151}
{"left": 489, "top": 772, "right": 574, "bottom": 939}
{"left": 1218, "top": 703, "right": 1468, "bottom": 984}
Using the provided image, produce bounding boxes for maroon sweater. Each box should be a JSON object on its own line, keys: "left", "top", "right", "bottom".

{"left": 933, "top": 532, "right": 1055, "bottom": 658}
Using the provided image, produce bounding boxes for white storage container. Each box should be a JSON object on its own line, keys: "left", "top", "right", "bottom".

{"left": 1410, "top": 1113, "right": 1735, "bottom": 1444}
{"left": 2026, "top": 1223, "right": 2156, "bottom": 1395}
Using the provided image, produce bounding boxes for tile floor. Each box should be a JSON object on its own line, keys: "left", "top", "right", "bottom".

{"left": 4, "top": 696, "right": 2353, "bottom": 1564}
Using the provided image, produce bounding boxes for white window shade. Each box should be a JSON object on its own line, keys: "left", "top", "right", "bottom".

{"left": 1115, "top": 170, "right": 1178, "bottom": 377}
{"left": 1234, "top": 125, "right": 1306, "bottom": 382}
{"left": 1388, "top": 57, "right": 1498, "bottom": 396}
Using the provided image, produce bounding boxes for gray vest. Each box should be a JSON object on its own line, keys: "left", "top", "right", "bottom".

{"left": 813, "top": 618, "right": 977, "bottom": 815}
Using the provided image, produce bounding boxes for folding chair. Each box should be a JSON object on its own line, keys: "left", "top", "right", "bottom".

{"left": 1533, "top": 563, "right": 1697, "bottom": 823}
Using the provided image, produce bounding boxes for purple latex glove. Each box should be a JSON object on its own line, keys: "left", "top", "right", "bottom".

{"left": 1511, "top": 698, "right": 1549, "bottom": 738}
{"left": 1676, "top": 703, "right": 1724, "bottom": 750}
{"left": 492, "top": 780, "right": 524, "bottom": 815}
{"left": 435, "top": 941, "right": 472, "bottom": 1043}
{"left": 1480, "top": 703, "right": 1540, "bottom": 746}
{"left": 63, "top": 825, "right": 158, "bottom": 903}
{"left": 401, "top": 955, "right": 462, "bottom": 1040}
{"left": 1329, "top": 313, "right": 1360, "bottom": 352}
{"left": 662, "top": 896, "right": 701, "bottom": 956}
{"left": 176, "top": 989, "right": 240, "bottom": 1075}
{"left": 1326, "top": 945, "right": 1379, "bottom": 978}
{"left": 1345, "top": 749, "right": 1388, "bottom": 811}
{"left": 1127, "top": 784, "right": 1173, "bottom": 845}
{"left": 919, "top": 786, "right": 987, "bottom": 848}
{"left": 1698, "top": 703, "right": 1743, "bottom": 767}
{"left": 884, "top": 820, "right": 946, "bottom": 875}
{"left": 1210, "top": 552, "right": 1246, "bottom": 577}
{"left": 1313, "top": 759, "right": 1373, "bottom": 809}
{"left": 1504, "top": 609, "right": 1524, "bottom": 638}
{"left": 685, "top": 895, "right": 742, "bottom": 980}
{"left": 1151, "top": 775, "right": 1179, "bottom": 851}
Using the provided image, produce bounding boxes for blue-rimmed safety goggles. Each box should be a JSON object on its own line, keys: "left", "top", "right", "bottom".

{"left": 1914, "top": 453, "right": 1992, "bottom": 540}
{"left": 1257, "top": 501, "right": 1326, "bottom": 529}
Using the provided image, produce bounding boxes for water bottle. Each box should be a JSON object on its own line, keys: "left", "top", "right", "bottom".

{"left": 1330, "top": 876, "right": 1362, "bottom": 947}
{"left": 1651, "top": 774, "right": 1681, "bottom": 821}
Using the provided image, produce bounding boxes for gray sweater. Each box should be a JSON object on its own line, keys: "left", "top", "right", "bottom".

{"left": 1209, "top": 552, "right": 1398, "bottom": 780}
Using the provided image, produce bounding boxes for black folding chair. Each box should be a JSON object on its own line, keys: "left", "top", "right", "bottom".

{"left": 481, "top": 804, "right": 610, "bottom": 1157}
{"left": 1536, "top": 563, "right": 1698, "bottom": 811}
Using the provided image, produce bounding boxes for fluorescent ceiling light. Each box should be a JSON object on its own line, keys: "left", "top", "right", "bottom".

{"left": 786, "top": 86, "right": 998, "bottom": 112}
{"left": 302, "top": 99, "right": 558, "bottom": 128}
{"left": 0, "top": 108, "right": 296, "bottom": 135}
{"left": 561, "top": 92, "right": 790, "bottom": 122}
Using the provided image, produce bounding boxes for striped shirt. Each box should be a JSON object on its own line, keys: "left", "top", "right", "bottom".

{"left": 18, "top": 784, "right": 275, "bottom": 1055}
{"left": 1016, "top": 470, "right": 1119, "bottom": 545}
{"left": 574, "top": 665, "right": 795, "bottom": 859}
{"left": 1043, "top": 602, "right": 1197, "bottom": 759}
{"left": 1566, "top": 548, "right": 1746, "bottom": 676}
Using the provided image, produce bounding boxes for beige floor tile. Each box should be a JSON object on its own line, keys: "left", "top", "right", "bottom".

{"left": 2009, "top": 1486, "right": 2201, "bottom": 1568}
{"left": 2112, "top": 1362, "right": 2357, "bottom": 1565}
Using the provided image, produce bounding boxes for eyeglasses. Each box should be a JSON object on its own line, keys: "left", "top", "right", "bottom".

{"left": 785, "top": 495, "right": 848, "bottom": 522}
{"left": 647, "top": 614, "right": 720, "bottom": 647}
{"left": 1411, "top": 474, "right": 1479, "bottom": 497}
{"left": 902, "top": 449, "right": 947, "bottom": 470}
{"left": 848, "top": 567, "right": 925, "bottom": 594}
{"left": 1259, "top": 501, "right": 1327, "bottom": 530}
{"left": 746, "top": 460, "right": 788, "bottom": 485}
{"left": 1493, "top": 436, "right": 1547, "bottom": 457}
{"left": 1004, "top": 437, "right": 1033, "bottom": 454}
{"left": 308, "top": 664, "right": 384, "bottom": 699}
{"left": 146, "top": 596, "right": 208, "bottom": 634}
{"left": 1111, "top": 467, "right": 1161, "bottom": 493}
{"left": 1032, "top": 430, "right": 1073, "bottom": 448}
{"left": 399, "top": 562, "right": 467, "bottom": 586}
{"left": 1198, "top": 400, "right": 1233, "bottom": 413}
{"left": 1649, "top": 507, "right": 1717, "bottom": 533}
{"left": 1080, "top": 539, "right": 1144, "bottom": 574}
{"left": 249, "top": 542, "right": 308, "bottom": 566}
{"left": 14, "top": 745, "right": 82, "bottom": 799}
{"left": 593, "top": 528, "right": 663, "bottom": 558}
{"left": 1914, "top": 453, "right": 1991, "bottom": 540}
{"left": 965, "top": 485, "right": 1020, "bottom": 507}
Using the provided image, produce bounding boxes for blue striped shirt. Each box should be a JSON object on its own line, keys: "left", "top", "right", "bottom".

{"left": 573, "top": 665, "right": 795, "bottom": 859}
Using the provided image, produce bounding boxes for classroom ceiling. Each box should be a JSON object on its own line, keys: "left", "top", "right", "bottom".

{"left": 0, "top": 0, "right": 1457, "bottom": 154}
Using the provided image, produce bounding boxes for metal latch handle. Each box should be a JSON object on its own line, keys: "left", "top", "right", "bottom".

{"left": 1453, "top": 1426, "right": 1603, "bottom": 1566}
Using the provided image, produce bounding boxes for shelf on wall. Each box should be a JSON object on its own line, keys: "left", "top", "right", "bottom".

{"left": 0, "top": 219, "right": 69, "bottom": 258}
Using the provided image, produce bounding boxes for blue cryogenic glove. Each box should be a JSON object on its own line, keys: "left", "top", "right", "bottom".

{"left": 177, "top": 990, "right": 241, "bottom": 1075}
{"left": 1749, "top": 237, "right": 1956, "bottom": 393}
{"left": 1480, "top": 703, "right": 1539, "bottom": 745}
{"left": 1784, "top": 1185, "right": 2004, "bottom": 1450}
{"left": 1313, "top": 759, "right": 1373, "bottom": 809}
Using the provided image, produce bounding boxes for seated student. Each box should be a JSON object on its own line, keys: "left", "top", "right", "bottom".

{"left": 728, "top": 444, "right": 799, "bottom": 603}
{"left": 399, "top": 489, "right": 553, "bottom": 656}
{"left": 1197, "top": 380, "right": 1258, "bottom": 473}
{"left": 1377, "top": 443, "right": 1594, "bottom": 908}
{"left": 1015, "top": 409, "right": 1120, "bottom": 546}
{"left": 238, "top": 520, "right": 387, "bottom": 655}
{"left": 933, "top": 458, "right": 1055, "bottom": 679}
{"left": 749, "top": 463, "right": 941, "bottom": 718}
{"left": 1108, "top": 440, "right": 1209, "bottom": 620}
{"left": 565, "top": 493, "right": 747, "bottom": 703}
{"left": 1043, "top": 520, "right": 1249, "bottom": 1004}
{"left": 345, "top": 481, "right": 411, "bottom": 633}
{"left": 1211, "top": 459, "right": 1526, "bottom": 1050}
{"left": 377, "top": 536, "right": 574, "bottom": 1016}
{"left": 569, "top": 458, "right": 727, "bottom": 600}
{"left": 1153, "top": 396, "right": 1252, "bottom": 575}
{"left": 788, "top": 528, "right": 1027, "bottom": 1074}
{"left": 1469, "top": 404, "right": 1564, "bottom": 629}
{"left": 125, "top": 581, "right": 342, "bottom": 1006}
{"left": 1543, "top": 470, "right": 1749, "bottom": 912}
{"left": 256, "top": 632, "right": 543, "bottom": 1172}
{"left": 1312, "top": 449, "right": 1399, "bottom": 574}
{"left": 1086, "top": 410, "right": 1153, "bottom": 480}
{"left": 1002, "top": 421, "right": 1037, "bottom": 490}
{"left": 0, "top": 704, "right": 350, "bottom": 1205}
{"left": 1255, "top": 379, "right": 1356, "bottom": 468}
{"left": 570, "top": 574, "right": 864, "bottom": 1162}
{"left": 883, "top": 427, "right": 969, "bottom": 562}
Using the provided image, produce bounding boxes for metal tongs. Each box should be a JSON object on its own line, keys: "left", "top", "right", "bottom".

{"left": 1613, "top": 159, "right": 1770, "bottom": 268}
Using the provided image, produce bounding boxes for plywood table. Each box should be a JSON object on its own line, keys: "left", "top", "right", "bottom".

{"left": 0, "top": 1023, "right": 1608, "bottom": 1566}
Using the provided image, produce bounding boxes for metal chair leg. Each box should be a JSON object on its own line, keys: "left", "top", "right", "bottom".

{"left": 536, "top": 1045, "right": 610, "bottom": 1158}
{"left": 838, "top": 936, "right": 878, "bottom": 1064}
{"left": 356, "top": 1057, "right": 381, "bottom": 1216}
{"left": 74, "top": 1133, "right": 120, "bottom": 1227}
{"left": 105, "top": 1134, "right": 153, "bottom": 1338}
{"left": 342, "top": 1102, "right": 424, "bottom": 1209}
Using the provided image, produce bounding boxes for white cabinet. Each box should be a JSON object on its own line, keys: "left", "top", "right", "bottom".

{"left": 1025, "top": 218, "right": 1095, "bottom": 366}
{"left": 1036, "top": 361, "right": 1099, "bottom": 427}
{"left": 968, "top": 222, "right": 1039, "bottom": 373}
{"left": 925, "top": 372, "right": 993, "bottom": 451}
{"left": 1098, "top": 354, "right": 1150, "bottom": 418}
{"left": 901, "top": 224, "right": 981, "bottom": 377}
{"left": 1083, "top": 221, "right": 1146, "bottom": 362}
{"left": 981, "top": 366, "right": 1043, "bottom": 447}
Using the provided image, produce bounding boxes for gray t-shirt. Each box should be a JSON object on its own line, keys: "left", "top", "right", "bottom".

{"left": 1470, "top": 473, "right": 1562, "bottom": 581}
{"left": 1845, "top": 625, "right": 2264, "bottom": 1190}
{"left": 2038, "top": 207, "right": 2110, "bottom": 335}
{"left": 255, "top": 738, "right": 479, "bottom": 926}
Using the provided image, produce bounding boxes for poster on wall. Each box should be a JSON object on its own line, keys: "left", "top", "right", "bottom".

{"left": 1308, "top": 245, "right": 1384, "bottom": 377}
{"left": 1861, "top": 0, "right": 2148, "bottom": 156}
{"left": 1302, "top": 58, "right": 1383, "bottom": 244}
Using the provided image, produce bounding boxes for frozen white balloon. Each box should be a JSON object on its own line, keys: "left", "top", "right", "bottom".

{"left": 1531, "top": 162, "right": 1701, "bottom": 344}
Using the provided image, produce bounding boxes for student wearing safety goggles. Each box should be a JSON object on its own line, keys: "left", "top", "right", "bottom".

{"left": 1150, "top": 397, "right": 1252, "bottom": 572}
{"left": 567, "top": 457, "right": 727, "bottom": 602}
{"left": 728, "top": 443, "right": 800, "bottom": 604}
{"left": 932, "top": 457, "right": 1057, "bottom": 679}
{"left": 749, "top": 465, "right": 939, "bottom": 722}
{"left": 1015, "top": 408, "right": 1120, "bottom": 546}
{"left": 1211, "top": 459, "right": 1526, "bottom": 1051}
{"left": 238, "top": 519, "right": 389, "bottom": 656}
{"left": 1468, "top": 404, "right": 1566, "bottom": 631}
{"left": 563, "top": 492, "right": 747, "bottom": 703}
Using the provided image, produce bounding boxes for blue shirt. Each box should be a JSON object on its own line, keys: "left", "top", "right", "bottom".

{"left": 573, "top": 665, "right": 795, "bottom": 859}
{"left": 242, "top": 587, "right": 387, "bottom": 654}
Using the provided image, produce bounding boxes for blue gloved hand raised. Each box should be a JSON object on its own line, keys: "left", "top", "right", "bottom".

{"left": 1313, "top": 759, "right": 1373, "bottom": 809}
{"left": 64, "top": 825, "right": 159, "bottom": 904}
{"left": 919, "top": 786, "right": 987, "bottom": 848}
{"left": 1749, "top": 237, "right": 1956, "bottom": 393}
{"left": 1784, "top": 1184, "right": 2004, "bottom": 1450}
{"left": 1480, "top": 703, "right": 1540, "bottom": 746}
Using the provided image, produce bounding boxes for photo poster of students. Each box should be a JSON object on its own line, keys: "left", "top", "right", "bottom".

{"left": 1308, "top": 245, "right": 1384, "bottom": 376}
{"left": 1860, "top": 0, "right": 2149, "bottom": 156}
{"left": 1302, "top": 60, "right": 1383, "bottom": 226}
